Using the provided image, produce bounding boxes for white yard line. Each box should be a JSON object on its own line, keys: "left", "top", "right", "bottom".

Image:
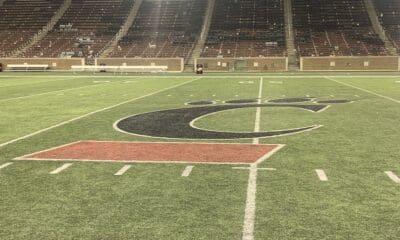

{"left": 233, "top": 167, "right": 276, "bottom": 171}
{"left": 324, "top": 77, "right": 400, "bottom": 104}
{"left": 114, "top": 165, "right": 132, "bottom": 176}
{"left": 384, "top": 171, "right": 400, "bottom": 184}
{"left": 242, "top": 164, "right": 258, "bottom": 240}
{"left": 315, "top": 169, "right": 328, "bottom": 181}
{"left": 50, "top": 163, "right": 73, "bottom": 174}
{"left": 252, "top": 77, "right": 263, "bottom": 145}
{"left": 0, "top": 82, "right": 110, "bottom": 102}
{"left": 242, "top": 77, "right": 264, "bottom": 240}
{"left": 0, "top": 162, "right": 13, "bottom": 169}
{"left": 0, "top": 77, "right": 201, "bottom": 148}
{"left": 181, "top": 165, "right": 194, "bottom": 177}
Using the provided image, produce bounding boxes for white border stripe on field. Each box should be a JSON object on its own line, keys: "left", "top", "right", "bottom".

{"left": 315, "top": 169, "right": 328, "bottom": 181}
{"left": 0, "top": 162, "right": 13, "bottom": 169}
{"left": 324, "top": 76, "right": 400, "bottom": 104}
{"left": 114, "top": 165, "right": 132, "bottom": 176}
{"left": 0, "top": 77, "right": 201, "bottom": 148}
{"left": 0, "top": 76, "right": 81, "bottom": 88}
{"left": 0, "top": 81, "right": 111, "bottom": 102}
{"left": 252, "top": 77, "right": 263, "bottom": 145}
{"left": 385, "top": 171, "right": 400, "bottom": 184}
{"left": 242, "top": 77, "right": 263, "bottom": 240}
{"left": 181, "top": 165, "right": 194, "bottom": 177}
{"left": 50, "top": 163, "right": 73, "bottom": 174}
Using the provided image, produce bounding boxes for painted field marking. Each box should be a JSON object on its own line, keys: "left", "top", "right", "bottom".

{"left": 315, "top": 169, "right": 328, "bottom": 181}
{"left": 269, "top": 80, "right": 282, "bottom": 84}
{"left": 0, "top": 77, "right": 201, "bottom": 148}
{"left": 0, "top": 162, "right": 13, "bottom": 169}
{"left": 252, "top": 77, "right": 263, "bottom": 145}
{"left": 181, "top": 166, "right": 194, "bottom": 177}
{"left": 384, "top": 171, "right": 400, "bottom": 184}
{"left": 50, "top": 163, "right": 73, "bottom": 174}
{"left": 233, "top": 167, "right": 276, "bottom": 171}
{"left": 93, "top": 80, "right": 110, "bottom": 83}
{"left": 0, "top": 81, "right": 111, "bottom": 102}
{"left": 114, "top": 165, "right": 132, "bottom": 176}
{"left": 325, "top": 77, "right": 400, "bottom": 104}
{"left": 0, "top": 75, "right": 398, "bottom": 79}
{"left": 242, "top": 77, "right": 264, "bottom": 240}
{"left": 0, "top": 76, "right": 82, "bottom": 88}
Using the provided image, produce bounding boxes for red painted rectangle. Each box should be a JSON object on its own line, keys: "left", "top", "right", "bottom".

{"left": 17, "top": 141, "right": 283, "bottom": 164}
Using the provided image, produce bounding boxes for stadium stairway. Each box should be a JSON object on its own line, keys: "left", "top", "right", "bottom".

{"left": 284, "top": 0, "right": 299, "bottom": 71}
{"left": 185, "top": 0, "right": 215, "bottom": 72}
{"left": 13, "top": 0, "right": 72, "bottom": 58}
{"left": 98, "top": 0, "right": 144, "bottom": 58}
{"left": 363, "top": 0, "right": 398, "bottom": 55}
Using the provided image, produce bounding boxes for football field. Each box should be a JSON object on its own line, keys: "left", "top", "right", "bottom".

{"left": 0, "top": 72, "right": 399, "bottom": 239}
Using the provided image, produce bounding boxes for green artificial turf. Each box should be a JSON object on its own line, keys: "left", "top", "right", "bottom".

{"left": 0, "top": 72, "right": 399, "bottom": 239}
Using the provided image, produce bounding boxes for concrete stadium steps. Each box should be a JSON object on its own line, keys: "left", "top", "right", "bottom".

{"left": 99, "top": 0, "right": 143, "bottom": 58}
{"left": 186, "top": 0, "right": 215, "bottom": 67}
{"left": 14, "top": 0, "right": 72, "bottom": 58}
{"left": 363, "top": 0, "right": 397, "bottom": 55}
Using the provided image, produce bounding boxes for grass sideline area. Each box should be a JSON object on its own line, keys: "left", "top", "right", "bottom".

{"left": 0, "top": 72, "right": 399, "bottom": 239}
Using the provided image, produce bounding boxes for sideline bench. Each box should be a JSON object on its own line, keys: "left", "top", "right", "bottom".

{"left": 7, "top": 64, "right": 49, "bottom": 71}
{"left": 71, "top": 65, "right": 168, "bottom": 73}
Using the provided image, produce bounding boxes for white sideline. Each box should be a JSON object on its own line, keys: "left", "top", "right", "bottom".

{"left": 385, "top": 171, "right": 400, "bottom": 184}
{"left": 242, "top": 77, "right": 264, "bottom": 240}
{"left": 181, "top": 166, "right": 194, "bottom": 177}
{"left": 315, "top": 169, "right": 328, "bottom": 181}
{"left": 0, "top": 81, "right": 111, "bottom": 102}
{"left": 0, "top": 77, "right": 201, "bottom": 148}
{"left": 50, "top": 163, "right": 73, "bottom": 174}
{"left": 0, "top": 162, "right": 13, "bottom": 169}
{"left": 114, "top": 165, "right": 132, "bottom": 176}
{"left": 0, "top": 76, "right": 81, "bottom": 88}
{"left": 0, "top": 75, "right": 398, "bottom": 79}
{"left": 233, "top": 167, "right": 276, "bottom": 171}
{"left": 324, "top": 77, "right": 400, "bottom": 104}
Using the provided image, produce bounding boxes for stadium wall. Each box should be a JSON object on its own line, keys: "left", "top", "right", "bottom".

{"left": 0, "top": 58, "right": 84, "bottom": 71}
{"left": 95, "top": 58, "right": 184, "bottom": 72}
{"left": 300, "top": 56, "right": 400, "bottom": 71}
{"left": 195, "top": 57, "right": 288, "bottom": 72}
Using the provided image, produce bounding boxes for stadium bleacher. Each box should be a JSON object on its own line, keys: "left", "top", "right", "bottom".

{"left": 107, "top": 0, "right": 207, "bottom": 59}
{"left": 21, "top": 0, "right": 133, "bottom": 59}
{"left": 373, "top": 0, "right": 400, "bottom": 50}
{"left": 0, "top": 0, "right": 64, "bottom": 57}
{"left": 201, "top": 0, "right": 286, "bottom": 58}
{"left": 0, "top": 0, "right": 398, "bottom": 71}
{"left": 293, "top": 0, "right": 388, "bottom": 57}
